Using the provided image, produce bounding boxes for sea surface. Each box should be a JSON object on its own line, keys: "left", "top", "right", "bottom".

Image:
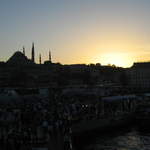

{"left": 83, "top": 127, "right": 150, "bottom": 150}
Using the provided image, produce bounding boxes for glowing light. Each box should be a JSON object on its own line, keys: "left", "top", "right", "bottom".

{"left": 92, "top": 51, "right": 133, "bottom": 67}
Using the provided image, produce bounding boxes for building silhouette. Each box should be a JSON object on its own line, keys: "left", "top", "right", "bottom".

{"left": 31, "top": 42, "right": 35, "bottom": 63}
{"left": 23, "top": 46, "right": 25, "bottom": 56}
{"left": 0, "top": 43, "right": 60, "bottom": 87}
{"left": 2, "top": 42, "right": 150, "bottom": 91}
{"left": 39, "top": 54, "right": 42, "bottom": 64}
{"left": 49, "top": 51, "right": 51, "bottom": 62}
{"left": 128, "top": 62, "right": 150, "bottom": 91}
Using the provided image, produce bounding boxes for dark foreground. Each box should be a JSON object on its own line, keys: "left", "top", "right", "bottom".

{"left": 80, "top": 125, "right": 150, "bottom": 150}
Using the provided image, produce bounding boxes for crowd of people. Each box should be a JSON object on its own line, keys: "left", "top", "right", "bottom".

{"left": 0, "top": 89, "right": 100, "bottom": 150}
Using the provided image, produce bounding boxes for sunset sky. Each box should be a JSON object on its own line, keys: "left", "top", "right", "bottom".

{"left": 1, "top": 0, "right": 150, "bottom": 67}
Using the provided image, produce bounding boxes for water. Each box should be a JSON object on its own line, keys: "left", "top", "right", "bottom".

{"left": 83, "top": 128, "right": 150, "bottom": 150}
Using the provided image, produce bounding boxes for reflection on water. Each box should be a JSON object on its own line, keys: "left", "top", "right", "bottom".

{"left": 84, "top": 128, "right": 150, "bottom": 150}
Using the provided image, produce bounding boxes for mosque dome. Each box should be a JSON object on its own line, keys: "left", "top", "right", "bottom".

{"left": 7, "top": 51, "right": 34, "bottom": 66}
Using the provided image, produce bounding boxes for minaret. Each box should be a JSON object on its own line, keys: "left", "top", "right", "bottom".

{"left": 49, "top": 50, "right": 52, "bottom": 63}
{"left": 23, "top": 46, "right": 25, "bottom": 55}
{"left": 31, "top": 42, "right": 35, "bottom": 63}
{"left": 39, "top": 54, "right": 41, "bottom": 64}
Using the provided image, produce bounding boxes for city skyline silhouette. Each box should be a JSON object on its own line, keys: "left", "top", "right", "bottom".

{"left": 1, "top": 0, "right": 150, "bottom": 67}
